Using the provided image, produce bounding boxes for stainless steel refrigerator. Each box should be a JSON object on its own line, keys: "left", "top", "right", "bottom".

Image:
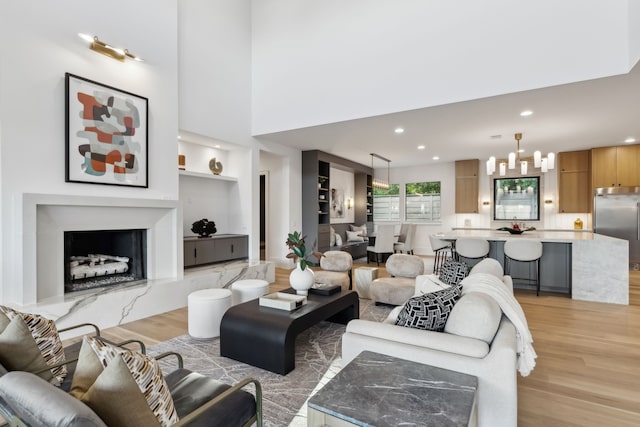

{"left": 594, "top": 187, "right": 640, "bottom": 269}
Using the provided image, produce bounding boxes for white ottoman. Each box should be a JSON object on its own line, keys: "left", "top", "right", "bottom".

{"left": 188, "top": 289, "right": 232, "bottom": 339}
{"left": 354, "top": 267, "right": 379, "bottom": 299}
{"left": 230, "top": 279, "right": 270, "bottom": 305}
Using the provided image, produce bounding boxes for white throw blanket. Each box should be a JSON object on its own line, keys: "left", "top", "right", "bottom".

{"left": 460, "top": 273, "right": 537, "bottom": 376}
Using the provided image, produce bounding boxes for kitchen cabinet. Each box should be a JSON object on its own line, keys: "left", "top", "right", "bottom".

{"left": 592, "top": 145, "right": 640, "bottom": 188}
{"left": 455, "top": 159, "right": 479, "bottom": 213}
{"left": 183, "top": 234, "right": 248, "bottom": 267}
{"left": 557, "top": 150, "right": 591, "bottom": 213}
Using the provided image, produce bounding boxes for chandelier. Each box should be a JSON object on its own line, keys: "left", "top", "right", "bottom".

{"left": 486, "top": 133, "right": 555, "bottom": 176}
{"left": 370, "top": 153, "right": 391, "bottom": 190}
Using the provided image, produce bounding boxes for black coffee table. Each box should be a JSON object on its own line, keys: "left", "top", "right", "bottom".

{"left": 219, "top": 288, "right": 359, "bottom": 375}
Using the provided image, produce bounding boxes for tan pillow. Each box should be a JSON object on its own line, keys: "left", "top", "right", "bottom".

{"left": 73, "top": 336, "right": 179, "bottom": 427}
{"left": 0, "top": 307, "right": 66, "bottom": 385}
{"left": 0, "top": 315, "right": 53, "bottom": 382}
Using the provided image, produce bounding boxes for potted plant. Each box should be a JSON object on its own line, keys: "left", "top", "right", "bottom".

{"left": 286, "top": 231, "right": 322, "bottom": 295}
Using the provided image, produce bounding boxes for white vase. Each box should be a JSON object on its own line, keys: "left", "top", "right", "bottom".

{"left": 289, "top": 262, "right": 315, "bottom": 296}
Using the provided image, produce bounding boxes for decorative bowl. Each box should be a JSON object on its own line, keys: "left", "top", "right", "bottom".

{"left": 497, "top": 226, "right": 535, "bottom": 235}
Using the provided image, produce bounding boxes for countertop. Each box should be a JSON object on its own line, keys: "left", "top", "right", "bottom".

{"left": 439, "top": 228, "right": 622, "bottom": 243}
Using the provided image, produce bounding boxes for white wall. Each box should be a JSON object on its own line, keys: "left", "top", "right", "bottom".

{"left": 179, "top": 0, "right": 253, "bottom": 147}
{"left": 259, "top": 152, "right": 288, "bottom": 262}
{"left": 252, "top": 0, "right": 633, "bottom": 135}
{"left": 0, "top": 0, "right": 179, "bottom": 304}
{"left": 179, "top": 0, "right": 300, "bottom": 261}
{"left": 629, "top": 0, "right": 640, "bottom": 68}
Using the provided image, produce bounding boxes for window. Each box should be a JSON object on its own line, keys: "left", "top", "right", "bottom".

{"left": 405, "top": 181, "right": 441, "bottom": 221}
{"left": 494, "top": 177, "right": 540, "bottom": 221}
{"left": 373, "top": 184, "right": 400, "bottom": 221}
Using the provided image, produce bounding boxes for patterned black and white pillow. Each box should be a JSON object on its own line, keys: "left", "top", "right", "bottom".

{"left": 439, "top": 260, "right": 469, "bottom": 286}
{"left": 395, "top": 285, "right": 462, "bottom": 332}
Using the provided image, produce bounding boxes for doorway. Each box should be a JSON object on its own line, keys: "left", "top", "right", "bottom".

{"left": 260, "top": 172, "right": 268, "bottom": 260}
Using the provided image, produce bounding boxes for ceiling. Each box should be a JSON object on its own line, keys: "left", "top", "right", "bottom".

{"left": 254, "top": 63, "right": 640, "bottom": 170}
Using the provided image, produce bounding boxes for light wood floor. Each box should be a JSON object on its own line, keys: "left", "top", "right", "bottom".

{"left": 98, "top": 263, "right": 640, "bottom": 427}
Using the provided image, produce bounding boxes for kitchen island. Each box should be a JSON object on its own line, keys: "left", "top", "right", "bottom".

{"left": 436, "top": 229, "right": 628, "bottom": 305}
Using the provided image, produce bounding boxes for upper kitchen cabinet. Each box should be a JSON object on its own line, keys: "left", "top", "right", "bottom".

{"left": 592, "top": 145, "right": 640, "bottom": 188}
{"left": 558, "top": 150, "right": 591, "bottom": 213}
{"left": 455, "top": 159, "right": 479, "bottom": 213}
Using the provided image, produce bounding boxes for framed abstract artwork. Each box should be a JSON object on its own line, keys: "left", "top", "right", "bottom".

{"left": 65, "top": 73, "right": 148, "bottom": 187}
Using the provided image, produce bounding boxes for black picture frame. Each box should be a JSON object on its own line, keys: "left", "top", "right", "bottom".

{"left": 65, "top": 73, "right": 148, "bottom": 188}
{"left": 493, "top": 176, "right": 540, "bottom": 221}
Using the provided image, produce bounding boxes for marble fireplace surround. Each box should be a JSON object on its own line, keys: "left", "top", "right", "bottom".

{"left": 21, "top": 194, "right": 275, "bottom": 334}
{"left": 23, "top": 193, "right": 181, "bottom": 306}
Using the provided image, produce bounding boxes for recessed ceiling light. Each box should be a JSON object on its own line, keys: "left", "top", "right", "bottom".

{"left": 624, "top": 137, "right": 636, "bottom": 144}
{"left": 394, "top": 127, "right": 404, "bottom": 134}
{"left": 518, "top": 149, "right": 525, "bottom": 153}
{"left": 417, "top": 145, "right": 425, "bottom": 150}
{"left": 520, "top": 110, "right": 533, "bottom": 117}
{"left": 214, "top": 144, "right": 221, "bottom": 148}
{"left": 432, "top": 156, "right": 440, "bottom": 160}
{"left": 177, "top": 135, "right": 181, "bottom": 139}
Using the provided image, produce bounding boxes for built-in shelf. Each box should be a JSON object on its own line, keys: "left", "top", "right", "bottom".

{"left": 179, "top": 170, "right": 238, "bottom": 182}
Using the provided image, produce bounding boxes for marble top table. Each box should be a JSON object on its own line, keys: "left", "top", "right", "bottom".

{"left": 307, "top": 351, "right": 478, "bottom": 427}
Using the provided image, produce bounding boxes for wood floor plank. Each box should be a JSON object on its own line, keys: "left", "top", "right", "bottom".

{"left": 94, "top": 262, "right": 640, "bottom": 426}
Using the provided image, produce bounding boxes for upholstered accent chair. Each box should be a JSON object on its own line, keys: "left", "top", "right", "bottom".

{"left": 369, "top": 254, "right": 425, "bottom": 305}
{"left": 314, "top": 250, "right": 353, "bottom": 290}
{"left": 0, "top": 343, "right": 263, "bottom": 427}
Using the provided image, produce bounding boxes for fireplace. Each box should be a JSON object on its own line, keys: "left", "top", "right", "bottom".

{"left": 64, "top": 229, "right": 147, "bottom": 293}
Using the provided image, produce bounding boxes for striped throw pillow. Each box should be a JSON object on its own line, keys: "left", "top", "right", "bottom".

{"left": 0, "top": 306, "right": 67, "bottom": 385}
{"left": 87, "top": 336, "right": 179, "bottom": 426}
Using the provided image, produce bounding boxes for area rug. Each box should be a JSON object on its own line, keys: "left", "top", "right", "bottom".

{"left": 148, "top": 299, "right": 392, "bottom": 427}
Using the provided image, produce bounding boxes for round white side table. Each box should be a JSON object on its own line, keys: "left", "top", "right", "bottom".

{"left": 187, "top": 288, "right": 232, "bottom": 339}
{"left": 230, "top": 279, "right": 270, "bottom": 305}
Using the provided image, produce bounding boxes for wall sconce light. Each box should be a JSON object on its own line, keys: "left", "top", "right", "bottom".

{"left": 78, "top": 33, "right": 143, "bottom": 62}
{"left": 482, "top": 200, "right": 490, "bottom": 206}
{"left": 544, "top": 199, "right": 553, "bottom": 204}
{"left": 346, "top": 197, "right": 353, "bottom": 210}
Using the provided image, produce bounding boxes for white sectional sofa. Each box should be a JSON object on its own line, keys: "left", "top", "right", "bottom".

{"left": 342, "top": 259, "right": 519, "bottom": 427}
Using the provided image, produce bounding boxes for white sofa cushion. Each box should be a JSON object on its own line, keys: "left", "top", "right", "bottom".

{"left": 444, "top": 292, "right": 502, "bottom": 344}
{"left": 345, "top": 319, "right": 490, "bottom": 358}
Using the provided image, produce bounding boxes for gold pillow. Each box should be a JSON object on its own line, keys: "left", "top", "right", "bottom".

{"left": 0, "top": 307, "right": 67, "bottom": 385}
{"left": 72, "top": 336, "right": 179, "bottom": 427}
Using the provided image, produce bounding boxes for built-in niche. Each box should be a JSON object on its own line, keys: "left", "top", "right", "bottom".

{"left": 63, "top": 229, "right": 147, "bottom": 293}
{"left": 329, "top": 166, "right": 355, "bottom": 224}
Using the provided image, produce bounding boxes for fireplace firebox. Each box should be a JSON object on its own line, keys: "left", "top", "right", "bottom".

{"left": 64, "top": 229, "right": 147, "bottom": 293}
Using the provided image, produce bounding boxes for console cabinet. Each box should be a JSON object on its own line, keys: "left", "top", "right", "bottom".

{"left": 184, "top": 234, "right": 248, "bottom": 267}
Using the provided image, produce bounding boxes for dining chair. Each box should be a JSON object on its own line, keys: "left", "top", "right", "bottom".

{"left": 366, "top": 225, "right": 395, "bottom": 266}
{"left": 394, "top": 224, "right": 416, "bottom": 254}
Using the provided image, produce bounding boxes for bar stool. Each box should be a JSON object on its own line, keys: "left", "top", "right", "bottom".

{"left": 504, "top": 239, "right": 543, "bottom": 296}
{"left": 429, "top": 235, "right": 452, "bottom": 273}
{"left": 455, "top": 238, "right": 490, "bottom": 268}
